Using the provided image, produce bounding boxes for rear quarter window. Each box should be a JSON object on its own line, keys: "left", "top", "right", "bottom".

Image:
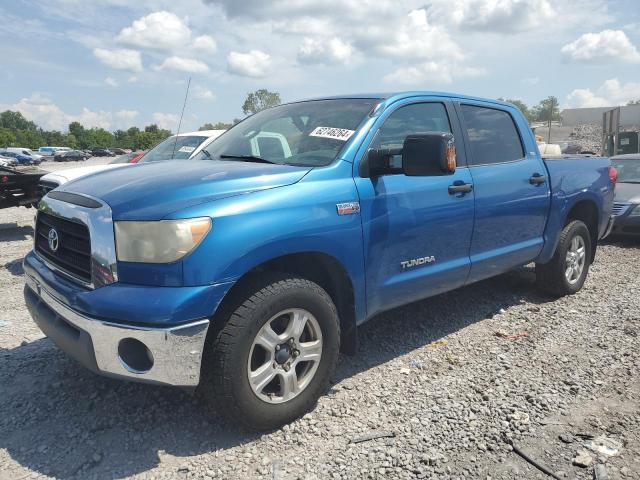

{"left": 461, "top": 105, "right": 525, "bottom": 165}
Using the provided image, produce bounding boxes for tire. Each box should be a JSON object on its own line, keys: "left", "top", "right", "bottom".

{"left": 536, "top": 220, "right": 591, "bottom": 296}
{"left": 199, "top": 274, "right": 340, "bottom": 430}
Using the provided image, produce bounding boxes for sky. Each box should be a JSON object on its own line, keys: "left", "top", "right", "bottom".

{"left": 1, "top": 0, "right": 640, "bottom": 133}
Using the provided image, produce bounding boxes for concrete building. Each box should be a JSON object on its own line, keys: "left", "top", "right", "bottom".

{"left": 561, "top": 105, "right": 640, "bottom": 127}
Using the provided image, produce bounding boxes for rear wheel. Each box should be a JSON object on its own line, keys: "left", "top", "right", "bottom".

{"left": 536, "top": 220, "right": 591, "bottom": 296}
{"left": 199, "top": 274, "right": 340, "bottom": 430}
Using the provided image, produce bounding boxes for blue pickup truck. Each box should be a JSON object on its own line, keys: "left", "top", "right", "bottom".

{"left": 24, "top": 92, "right": 615, "bottom": 429}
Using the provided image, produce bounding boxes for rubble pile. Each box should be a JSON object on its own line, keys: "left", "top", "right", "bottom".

{"left": 568, "top": 123, "right": 602, "bottom": 153}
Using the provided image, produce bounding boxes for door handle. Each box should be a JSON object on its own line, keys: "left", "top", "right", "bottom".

{"left": 448, "top": 183, "right": 473, "bottom": 194}
{"left": 529, "top": 173, "right": 546, "bottom": 185}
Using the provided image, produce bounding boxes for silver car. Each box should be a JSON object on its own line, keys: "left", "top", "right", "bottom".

{"left": 610, "top": 154, "right": 640, "bottom": 237}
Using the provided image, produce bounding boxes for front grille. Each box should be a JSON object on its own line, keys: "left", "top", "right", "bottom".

{"left": 612, "top": 202, "right": 630, "bottom": 217}
{"left": 35, "top": 212, "right": 91, "bottom": 283}
{"left": 37, "top": 180, "right": 60, "bottom": 199}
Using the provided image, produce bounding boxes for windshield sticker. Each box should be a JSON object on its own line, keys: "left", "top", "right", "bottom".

{"left": 309, "top": 127, "right": 355, "bottom": 141}
{"left": 178, "top": 146, "right": 196, "bottom": 153}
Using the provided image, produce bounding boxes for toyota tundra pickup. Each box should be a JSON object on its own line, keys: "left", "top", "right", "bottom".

{"left": 24, "top": 92, "right": 615, "bottom": 430}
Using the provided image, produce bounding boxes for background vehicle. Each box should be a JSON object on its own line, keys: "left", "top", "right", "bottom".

{"left": 110, "top": 151, "right": 146, "bottom": 164}
{"left": 0, "top": 150, "right": 39, "bottom": 165}
{"left": 90, "top": 148, "right": 116, "bottom": 157}
{"left": 25, "top": 93, "right": 614, "bottom": 430}
{"left": 609, "top": 154, "right": 640, "bottom": 236}
{"left": 0, "top": 165, "right": 46, "bottom": 209}
{"left": 6, "top": 147, "right": 44, "bottom": 161}
{"left": 35, "top": 130, "right": 224, "bottom": 197}
{"left": 54, "top": 150, "right": 87, "bottom": 162}
{"left": 0, "top": 155, "right": 19, "bottom": 167}
{"left": 138, "top": 129, "right": 226, "bottom": 163}
{"left": 38, "top": 147, "right": 57, "bottom": 156}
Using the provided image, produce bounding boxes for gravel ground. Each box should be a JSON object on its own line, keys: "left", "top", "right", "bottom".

{"left": 1, "top": 164, "right": 639, "bottom": 479}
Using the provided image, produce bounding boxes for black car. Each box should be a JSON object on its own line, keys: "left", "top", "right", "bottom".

{"left": 91, "top": 148, "right": 116, "bottom": 157}
{"left": 610, "top": 154, "right": 640, "bottom": 237}
{"left": 54, "top": 150, "right": 87, "bottom": 162}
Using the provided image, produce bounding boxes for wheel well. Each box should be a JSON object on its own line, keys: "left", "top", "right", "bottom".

{"left": 566, "top": 200, "right": 599, "bottom": 263}
{"left": 214, "top": 253, "right": 357, "bottom": 355}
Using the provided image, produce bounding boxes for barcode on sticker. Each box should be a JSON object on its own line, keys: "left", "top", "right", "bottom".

{"left": 178, "top": 146, "right": 196, "bottom": 153}
{"left": 309, "top": 127, "right": 355, "bottom": 141}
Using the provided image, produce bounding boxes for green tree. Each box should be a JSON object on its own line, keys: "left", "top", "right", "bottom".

{"left": 532, "top": 96, "right": 561, "bottom": 122}
{"left": 199, "top": 121, "right": 233, "bottom": 130}
{"left": 628, "top": 99, "right": 640, "bottom": 106}
{"left": 0, "top": 127, "right": 16, "bottom": 147}
{"left": 0, "top": 110, "right": 38, "bottom": 131}
{"left": 242, "top": 89, "right": 281, "bottom": 115}
{"left": 499, "top": 98, "right": 532, "bottom": 122}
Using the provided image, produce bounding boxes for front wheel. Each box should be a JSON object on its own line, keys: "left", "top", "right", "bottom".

{"left": 536, "top": 220, "right": 592, "bottom": 296}
{"left": 199, "top": 275, "right": 340, "bottom": 430}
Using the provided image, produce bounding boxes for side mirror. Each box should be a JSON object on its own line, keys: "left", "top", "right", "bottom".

{"left": 360, "top": 147, "right": 402, "bottom": 177}
{"left": 402, "top": 133, "right": 456, "bottom": 176}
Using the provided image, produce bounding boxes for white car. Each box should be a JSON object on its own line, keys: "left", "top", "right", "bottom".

{"left": 5, "top": 147, "right": 44, "bottom": 161}
{"left": 37, "top": 129, "right": 226, "bottom": 197}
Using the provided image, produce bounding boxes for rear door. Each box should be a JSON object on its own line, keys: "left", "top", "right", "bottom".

{"left": 456, "top": 102, "right": 551, "bottom": 284}
{"left": 354, "top": 99, "right": 475, "bottom": 317}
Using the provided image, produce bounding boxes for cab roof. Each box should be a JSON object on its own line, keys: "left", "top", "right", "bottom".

{"left": 294, "top": 91, "right": 513, "bottom": 110}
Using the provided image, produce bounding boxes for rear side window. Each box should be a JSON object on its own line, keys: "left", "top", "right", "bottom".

{"left": 461, "top": 105, "right": 524, "bottom": 165}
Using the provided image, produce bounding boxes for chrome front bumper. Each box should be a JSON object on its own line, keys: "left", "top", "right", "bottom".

{"left": 25, "top": 274, "right": 209, "bottom": 387}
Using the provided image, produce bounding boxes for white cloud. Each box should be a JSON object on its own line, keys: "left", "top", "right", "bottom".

{"left": 152, "top": 112, "right": 179, "bottom": 130}
{"left": 384, "top": 63, "right": 485, "bottom": 85}
{"left": 227, "top": 50, "right": 271, "bottom": 78}
{"left": 365, "top": 9, "right": 462, "bottom": 62}
{"left": 193, "top": 86, "right": 216, "bottom": 101}
{"left": 297, "top": 37, "right": 353, "bottom": 65}
{"left": 157, "top": 56, "right": 210, "bottom": 73}
{"left": 115, "top": 110, "right": 139, "bottom": 122}
{"left": 561, "top": 30, "right": 640, "bottom": 63}
{"left": 117, "top": 11, "right": 191, "bottom": 51}
{"left": 192, "top": 35, "right": 217, "bottom": 54}
{"left": 566, "top": 79, "right": 640, "bottom": 107}
{"left": 93, "top": 48, "right": 142, "bottom": 72}
{"left": 0, "top": 93, "right": 137, "bottom": 131}
{"left": 428, "top": 0, "right": 555, "bottom": 33}
{"left": 104, "top": 76, "right": 119, "bottom": 87}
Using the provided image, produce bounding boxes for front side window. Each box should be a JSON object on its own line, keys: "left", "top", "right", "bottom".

{"left": 368, "top": 102, "right": 452, "bottom": 170}
{"left": 195, "top": 99, "right": 377, "bottom": 167}
{"left": 461, "top": 105, "right": 524, "bottom": 165}
{"left": 371, "top": 102, "right": 452, "bottom": 151}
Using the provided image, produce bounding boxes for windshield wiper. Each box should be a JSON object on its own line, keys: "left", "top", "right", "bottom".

{"left": 219, "top": 154, "right": 277, "bottom": 164}
{"left": 200, "top": 149, "right": 212, "bottom": 159}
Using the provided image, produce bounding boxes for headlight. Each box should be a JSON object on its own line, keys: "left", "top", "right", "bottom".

{"left": 630, "top": 205, "right": 640, "bottom": 217}
{"left": 115, "top": 217, "right": 212, "bottom": 263}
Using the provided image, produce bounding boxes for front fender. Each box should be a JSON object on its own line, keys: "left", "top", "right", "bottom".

{"left": 173, "top": 160, "right": 367, "bottom": 322}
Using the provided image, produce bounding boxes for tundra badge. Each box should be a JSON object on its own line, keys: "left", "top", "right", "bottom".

{"left": 401, "top": 256, "right": 436, "bottom": 269}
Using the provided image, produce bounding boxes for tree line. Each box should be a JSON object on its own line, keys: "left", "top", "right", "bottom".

{"left": 0, "top": 90, "right": 283, "bottom": 151}
{"left": 0, "top": 110, "right": 172, "bottom": 151}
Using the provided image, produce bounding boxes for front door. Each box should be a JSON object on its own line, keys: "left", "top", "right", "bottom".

{"left": 354, "top": 100, "right": 475, "bottom": 317}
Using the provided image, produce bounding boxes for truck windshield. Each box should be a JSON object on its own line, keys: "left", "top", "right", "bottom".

{"left": 194, "top": 99, "right": 377, "bottom": 167}
{"left": 139, "top": 135, "right": 209, "bottom": 163}
{"left": 611, "top": 159, "right": 640, "bottom": 183}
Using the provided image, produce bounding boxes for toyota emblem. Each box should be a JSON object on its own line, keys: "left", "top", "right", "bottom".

{"left": 48, "top": 228, "right": 59, "bottom": 252}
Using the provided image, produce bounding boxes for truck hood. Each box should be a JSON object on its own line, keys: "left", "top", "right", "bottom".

{"left": 614, "top": 182, "right": 640, "bottom": 203}
{"left": 59, "top": 160, "right": 311, "bottom": 220}
{"left": 42, "top": 164, "right": 130, "bottom": 185}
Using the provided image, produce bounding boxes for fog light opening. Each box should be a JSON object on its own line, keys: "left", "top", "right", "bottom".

{"left": 118, "top": 338, "right": 154, "bottom": 373}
